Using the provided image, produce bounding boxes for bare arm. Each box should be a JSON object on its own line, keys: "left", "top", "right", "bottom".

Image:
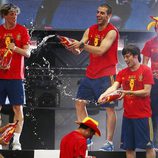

{"left": 142, "top": 55, "right": 150, "bottom": 65}
{"left": 69, "top": 29, "right": 117, "bottom": 56}
{"left": 8, "top": 43, "right": 31, "bottom": 58}
{"left": 121, "top": 84, "right": 152, "bottom": 97}
{"left": 83, "top": 29, "right": 117, "bottom": 55}
{"left": 98, "top": 81, "right": 120, "bottom": 104}
{"left": 80, "top": 28, "right": 89, "bottom": 44}
{"left": 66, "top": 28, "right": 89, "bottom": 55}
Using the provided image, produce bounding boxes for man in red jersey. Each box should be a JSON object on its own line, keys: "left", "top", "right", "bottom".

{"left": 0, "top": 3, "right": 31, "bottom": 150}
{"left": 142, "top": 16, "right": 158, "bottom": 150}
{"left": 60, "top": 117, "right": 100, "bottom": 158}
{"left": 69, "top": 3, "right": 119, "bottom": 151}
{"left": 98, "top": 45, "right": 156, "bottom": 158}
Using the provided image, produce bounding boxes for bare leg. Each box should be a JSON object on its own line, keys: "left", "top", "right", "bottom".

{"left": 12, "top": 105, "right": 24, "bottom": 150}
{"left": 12, "top": 105, "right": 24, "bottom": 134}
{"left": 126, "top": 150, "right": 136, "bottom": 158}
{"left": 75, "top": 99, "right": 88, "bottom": 121}
{"left": 105, "top": 107, "right": 117, "bottom": 141}
{"left": 146, "top": 148, "right": 156, "bottom": 158}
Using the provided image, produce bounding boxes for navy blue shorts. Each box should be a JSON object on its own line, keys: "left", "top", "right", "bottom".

{"left": 120, "top": 117, "right": 154, "bottom": 150}
{"left": 0, "top": 79, "right": 25, "bottom": 105}
{"left": 76, "top": 76, "right": 117, "bottom": 107}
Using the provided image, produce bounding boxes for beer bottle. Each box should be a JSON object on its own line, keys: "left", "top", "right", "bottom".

{"left": 1, "top": 120, "right": 19, "bottom": 144}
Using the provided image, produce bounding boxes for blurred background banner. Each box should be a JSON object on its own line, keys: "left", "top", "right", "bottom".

{"left": 1, "top": 0, "right": 158, "bottom": 31}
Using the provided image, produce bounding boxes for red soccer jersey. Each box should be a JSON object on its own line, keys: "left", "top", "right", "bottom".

{"left": 60, "top": 131, "right": 87, "bottom": 158}
{"left": 142, "top": 36, "right": 158, "bottom": 72}
{"left": 86, "top": 23, "right": 119, "bottom": 79}
{"left": 0, "top": 24, "right": 30, "bottom": 79}
{"left": 116, "top": 65, "right": 154, "bottom": 118}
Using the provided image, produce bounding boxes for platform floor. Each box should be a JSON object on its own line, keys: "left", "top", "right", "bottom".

{"left": 89, "top": 151, "right": 158, "bottom": 158}
{"left": 0, "top": 150, "right": 158, "bottom": 158}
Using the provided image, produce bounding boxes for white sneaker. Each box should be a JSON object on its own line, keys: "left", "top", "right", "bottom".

{"left": 99, "top": 140, "right": 114, "bottom": 151}
{"left": 12, "top": 142, "right": 21, "bottom": 150}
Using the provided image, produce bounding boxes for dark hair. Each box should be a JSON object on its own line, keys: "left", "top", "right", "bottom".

{"left": 79, "top": 123, "right": 89, "bottom": 130}
{"left": 79, "top": 124, "right": 95, "bottom": 134}
{"left": 0, "top": 3, "right": 20, "bottom": 18}
{"left": 122, "top": 44, "right": 141, "bottom": 62}
{"left": 99, "top": 3, "right": 112, "bottom": 15}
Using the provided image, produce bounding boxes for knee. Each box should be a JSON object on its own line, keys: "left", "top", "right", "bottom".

{"left": 106, "top": 108, "right": 117, "bottom": 119}
{"left": 106, "top": 107, "right": 115, "bottom": 113}
{"left": 13, "top": 106, "right": 23, "bottom": 115}
{"left": 75, "top": 100, "right": 87, "bottom": 109}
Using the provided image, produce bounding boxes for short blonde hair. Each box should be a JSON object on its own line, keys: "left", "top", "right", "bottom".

{"left": 0, "top": 3, "right": 20, "bottom": 18}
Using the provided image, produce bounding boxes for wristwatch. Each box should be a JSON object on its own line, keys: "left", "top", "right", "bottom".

{"left": 79, "top": 42, "right": 85, "bottom": 49}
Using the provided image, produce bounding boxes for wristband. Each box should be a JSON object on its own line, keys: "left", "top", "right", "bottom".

{"left": 79, "top": 42, "right": 85, "bottom": 49}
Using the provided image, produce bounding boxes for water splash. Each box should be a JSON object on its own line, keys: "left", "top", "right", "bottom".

{"left": 72, "top": 97, "right": 98, "bottom": 106}
{"left": 42, "top": 57, "right": 50, "bottom": 69}
{"left": 24, "top": 107, "right": 45, "bottom": 147}
{"left": 62, "top": 86, "right": 73, "bottom": 97}
{"left": 37, "top": 35, "right": 55, "bottom": 48}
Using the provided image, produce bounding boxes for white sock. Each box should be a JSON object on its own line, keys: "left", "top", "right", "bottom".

{"left": 13, "top": 133, "right": 20, "bottom": 144}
